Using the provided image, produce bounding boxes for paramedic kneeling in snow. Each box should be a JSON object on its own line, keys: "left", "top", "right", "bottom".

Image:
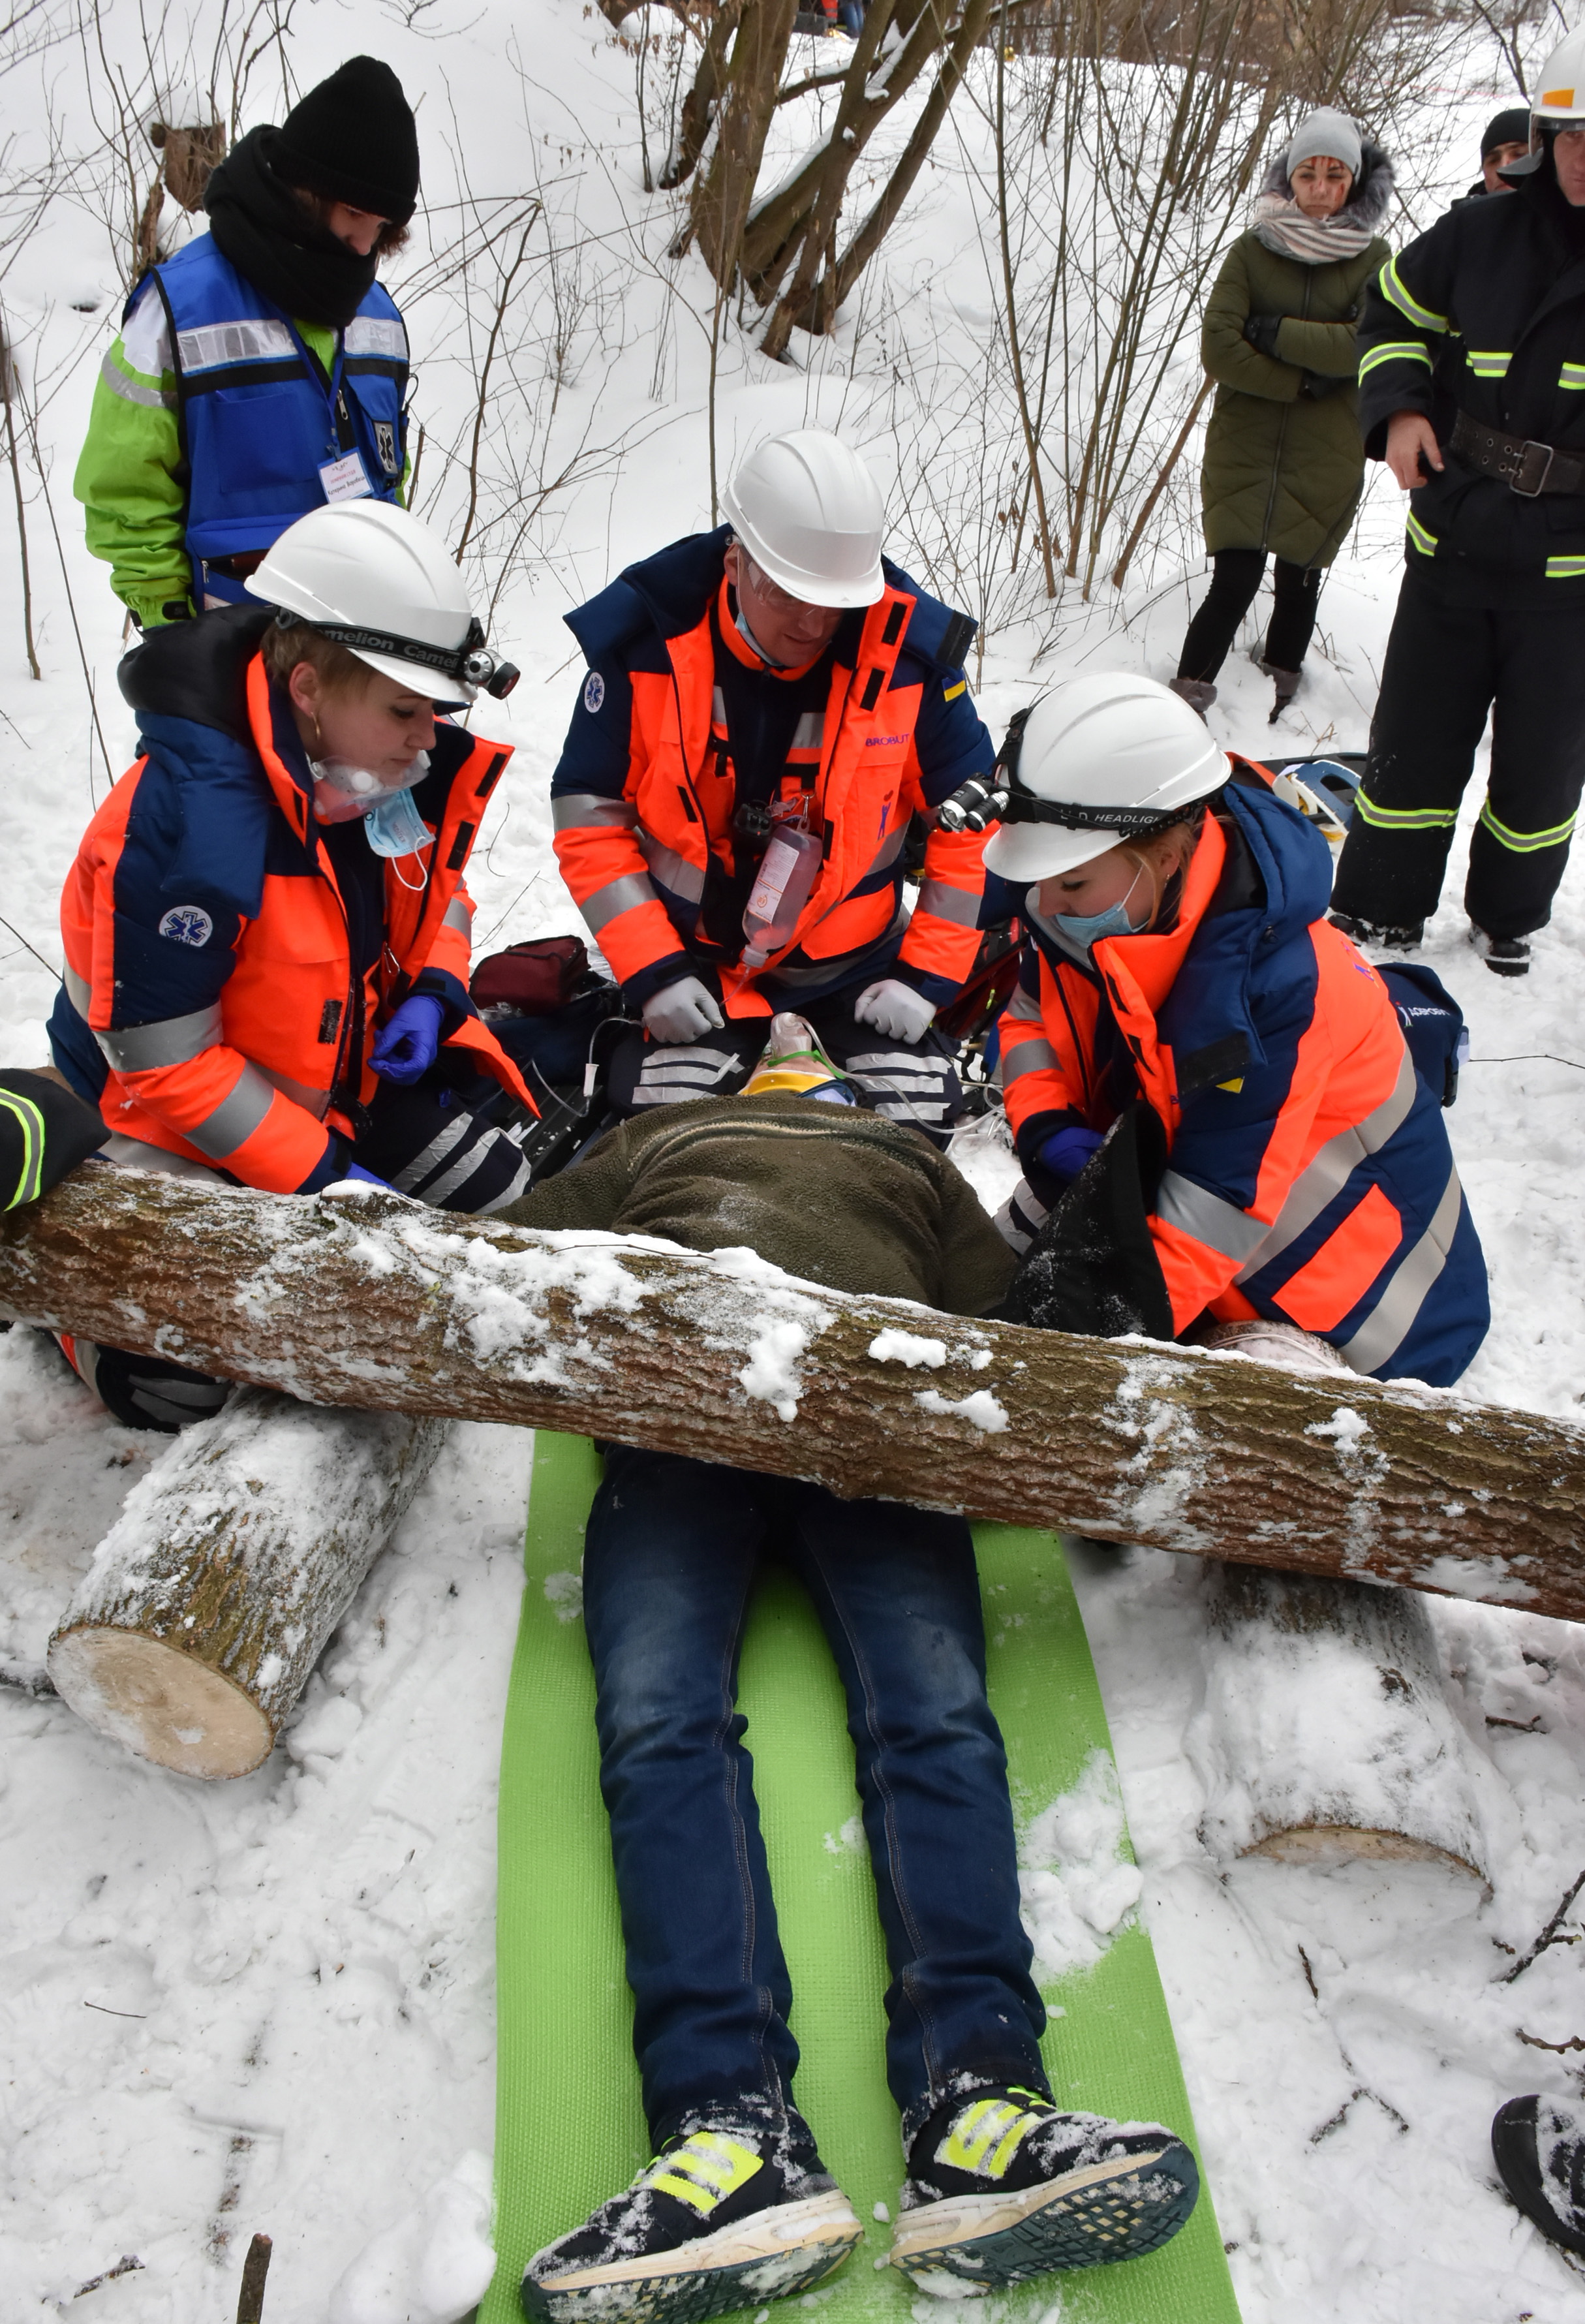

{"left": 989, "top": 674, "right": 1489, "bottom": 1387}
{"left": 550, "top": 429, "right": 995, "bottom": 1142}
{"left": 47, "top": 499, "right": 531, "bottom": 1431}
{"left": 493, "top": 1020, "right": 1200, "bottom": 2323}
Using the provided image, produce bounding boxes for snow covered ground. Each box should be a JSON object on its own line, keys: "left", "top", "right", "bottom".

{"left": 3, "top": 5, "right": 1585, "bottom": 2319}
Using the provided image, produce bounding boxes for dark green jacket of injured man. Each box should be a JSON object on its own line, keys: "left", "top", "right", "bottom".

{"left": 498, "top": 1091, "right": 1015, "bottom": 1318}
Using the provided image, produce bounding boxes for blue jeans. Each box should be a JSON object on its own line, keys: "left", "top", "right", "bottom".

{"left": 581, "top": 1446, "right": 1048, "bottom": 2147}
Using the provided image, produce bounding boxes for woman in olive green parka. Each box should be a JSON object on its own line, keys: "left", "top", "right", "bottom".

{"left": 1173, "top": 109, "right": 1394, "bottom": 720}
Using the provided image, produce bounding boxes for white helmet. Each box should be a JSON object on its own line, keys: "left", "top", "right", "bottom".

{"left": 721, "top": 429, "right": 885, "bottom": 609}
{"left": 1533, "top": 27, "right": 1585, "bottom": 122}
{"left": 247, "top": 500, "right": 517, "bottom": 704}
{"left": 981, "top": 672, "right": 1229, "bottom": 882}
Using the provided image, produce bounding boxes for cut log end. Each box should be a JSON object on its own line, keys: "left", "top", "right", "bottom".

{"left": 1241, "top": 1823, "right": 1487, "bottom": 1885}
{"left": 47, "top": 1626, "right": 272, "bottom": 1779}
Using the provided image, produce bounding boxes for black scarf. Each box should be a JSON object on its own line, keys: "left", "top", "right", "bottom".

{"left": 204, "top": 125, "right": 378, "bottom": 331}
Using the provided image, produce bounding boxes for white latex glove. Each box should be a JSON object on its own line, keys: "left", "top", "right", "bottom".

{"left": 641, "top": 975, "right": 725, "bottom": 1045}
{"left": 853, "top": 978, "right": 936, "bottom": 1045}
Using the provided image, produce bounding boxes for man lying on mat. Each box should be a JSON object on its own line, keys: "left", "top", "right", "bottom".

{"left": 495, "top": 1014, "right": 1199, "bottom": 2324}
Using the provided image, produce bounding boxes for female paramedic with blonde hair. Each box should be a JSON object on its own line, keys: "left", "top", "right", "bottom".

{"left": 984, "top": 672, "right": 1488, "bottom": 1387}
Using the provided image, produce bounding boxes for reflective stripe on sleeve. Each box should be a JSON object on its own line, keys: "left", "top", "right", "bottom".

{"left": 1002, "top": 1037, "right": 1058, "bottom": 1079}
{"left": 0, "top": 1089, "right": 45, "bottom": 1209}
{"left": 175, "top": 318, "right": 297, "bottom": 373}
{"left": 1358, "top": 341, "right": 1433, "bottom": 379}
{"left": 1405, "top": 512, "right": 1438, "bottom": 558}
{"left": 916, "top": 878, "right": 981, "bottom": 927}
{"left": 1465, "top": 349, "right": 1512, "bottom": 378}
{"left": 1236, "top": 1048, "right": 1417, "bottom": 1282}
{"left": 1545, "top": 555, "right": 1585, "bottom": 581}
{"left": 1337, "top": 1165, "right": 1464, "bottom": 1376}
{"left": 1154, "top": 1170, "right": 1271, "bottom": 1262}
{"left": 553, "top": 792, "right": 638, "bottom": 831}
{"left": 185, "top": 1064, "right": 276, "bottom": 1159}
{"left": 63, "top": 964, "right": 93, "bottom": 1019}
{"left": 99, "top": 349, "right": 176, "bottom": 410}
{"left": 443, "top": 894, "right": 472, "bottom": 936}
{"left": 1562, "top": 363, "right": 1585, "bottom": 391}
{"left": 1379, "top": 256, "right": 1447, "bottom": 333}
{"left": 1003, "top": 983, "right": 1045, "bottom": 1024}
{"left": 578, "top": 870, "right": 660, "bottom": 933}
{"left": 636, "top": 831, "right": 706, "bottom": 905}
{"left": 94, "top": 1002, "right": 224, "bottom": 1074}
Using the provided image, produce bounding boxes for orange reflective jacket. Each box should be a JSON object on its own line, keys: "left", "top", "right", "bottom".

{"left": 552, "top": 529, "right": 996, "bottom": 1016}
{"left": 997, "top": 769, "right": 1487, "bottom": 1385}
{"left": 55, "top": 618, "right": 528, "bottom": 1194}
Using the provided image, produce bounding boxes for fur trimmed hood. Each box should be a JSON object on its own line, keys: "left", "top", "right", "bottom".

{"left": 1260, "top": 140, "right": 1395, "bottom": 230}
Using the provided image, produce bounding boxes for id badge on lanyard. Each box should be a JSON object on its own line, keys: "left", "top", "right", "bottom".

{"left": 301, "top": 326, "right": 373, "bottom": 504}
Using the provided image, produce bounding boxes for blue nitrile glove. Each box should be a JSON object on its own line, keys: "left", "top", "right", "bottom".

{"left": 345, "top": 1162, "right": 395, "bottom": 1190}
{"left": 1038, "top": 1126, "right": 1105, "bottom": 1185}
{"left": 370, "top": 994, "right": 443, "bottom": 1085}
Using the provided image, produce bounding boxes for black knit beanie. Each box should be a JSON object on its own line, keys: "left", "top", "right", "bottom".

{"left": 273, "top": 56, "right": 419, "bottom": 225}
{"left": 1481, "top": 106, "right": 1532, "bottom": 159}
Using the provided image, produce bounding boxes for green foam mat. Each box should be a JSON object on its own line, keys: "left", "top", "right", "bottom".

{"left": 482, "top": 1431, "right": 1240, "bottom": 2324}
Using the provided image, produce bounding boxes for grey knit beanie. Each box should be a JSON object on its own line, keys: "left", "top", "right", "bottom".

{"left": 1285, "top": 107, "right": 1362, "bottom": 182}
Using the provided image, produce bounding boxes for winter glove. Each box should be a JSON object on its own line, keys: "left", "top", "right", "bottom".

{"left": 1037, "top": 1125, "right": 1105, "bottom": 1185}
{"left": 853, "top": 979, "right": 937, "bottom": 1046}
{"left": 370, "top": 994, "right": 443, "bottom": 1085}
{"left": 1300, "top": 369, "right": 1350, "bottom": 399}
{"left": 642, "top": 975, "right": 725, "bottom": 1046}
{"left": 1242, "top": 312, "right": 1284, "bottom": 360}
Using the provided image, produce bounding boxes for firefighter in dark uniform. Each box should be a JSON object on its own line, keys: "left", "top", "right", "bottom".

{"left": 1330, "top": 29, "right": 1585, "bottom": 976}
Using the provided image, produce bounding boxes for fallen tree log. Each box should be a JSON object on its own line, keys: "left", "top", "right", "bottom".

{"left": 48, "top": 1386, "right": 446, "bottom": 1778}
{"left": 1191, "top": 1564, "right": 1496, "bottom": 1882}
{"left": 2, "top": 1162, "right": 1583, "bottom": 1621}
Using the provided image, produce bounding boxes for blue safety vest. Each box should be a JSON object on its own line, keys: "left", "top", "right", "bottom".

{"left": 136, "top": 234, "right": 409, "bottom": 602}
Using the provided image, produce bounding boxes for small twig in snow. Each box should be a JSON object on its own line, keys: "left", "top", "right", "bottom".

{"left": 1518, "top": 2028, "right": 1585, "bottom": 2054}
{"left": 1298, "top": 1944, "right": 1319, "bottom": 2002}
{"left": 1501, "top": 1868, "right": 1585, "bottom": 1985}
{"left": 72, "top": 2255, "right": 143, "bottom": 2299}
{"left": 84, "top": 2000, "right": 145, "bottom": 2019}
{"left": 1310, "top": 2086, "right": 1409, "bottom": 2143}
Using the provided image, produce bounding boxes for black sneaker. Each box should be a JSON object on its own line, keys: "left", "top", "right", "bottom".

{"left": 1492, "top": 2094, "right": 1585, "bottom": 2257}
{"left": 1328, "top": 911, "right": 1425, "bottom": 952}
{"left": 888, "top": 2084, "right": 1199, "bottom": 2289}
{"left": 1469, "top": 923, "right": 1531, "bottom": 977}
{"left": 521, "top": 2111, "right": 862, "bottom": 2324}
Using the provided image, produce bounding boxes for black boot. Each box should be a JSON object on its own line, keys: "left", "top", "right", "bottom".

{"left": 1492, "top": 2094, "right": 1585, "bottom": 2256}
{"left": 1469, "top": 923, "right": 1531, "bottom": 977}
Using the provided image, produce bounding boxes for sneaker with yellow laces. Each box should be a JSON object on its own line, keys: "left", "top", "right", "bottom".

{"left": 887, "top": 2083, "right": 1199, "bottom": 2291}
{"left": 521, "top": 2109, "right": 862, "bottom": 2324}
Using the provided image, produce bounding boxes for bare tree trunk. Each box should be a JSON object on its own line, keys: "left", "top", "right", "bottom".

{"left": 48, "top": 1386, "right": 447, "bottom": 1779}
{"left": 3, "top": 1166, "right": 1584, "bottom": 1621}
{"left": 1192, "top": 1564, "right": 1492, "bottom": 1882}
{"left": 661, "top": 1, "right": 745, "bottom": 191}
{"left": 690, "top": 0, "right": 801, "bottom": 287}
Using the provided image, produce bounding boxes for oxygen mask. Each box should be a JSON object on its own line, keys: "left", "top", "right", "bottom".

{"left": 743, "top": 1012, "right": 855, "bottom": 1104}
{"left": 311, "top": 750, "right": 433, "bottom": 857}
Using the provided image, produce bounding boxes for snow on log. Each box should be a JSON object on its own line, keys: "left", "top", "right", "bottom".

{"left": 1192, "top": 1564, "right": 1496, "bottom": 1883}
{"left": 48, "top": 1386, "right": 446, "bottom": 1779}
{"left": 3, "top": 1162, "right": 1585, "bottom": 1622}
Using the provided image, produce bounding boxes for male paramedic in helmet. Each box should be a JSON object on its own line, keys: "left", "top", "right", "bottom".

{"left": 550, "top": 429, "right": 996, "bottom": 1141}
{"left": 46, "top": 499, "right": 531, "bottom": 1431}
{"left": 987, "top": 673, "right": 1490, "bottom": 1388}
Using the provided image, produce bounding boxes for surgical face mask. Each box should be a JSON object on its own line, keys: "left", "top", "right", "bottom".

{"left": 1054, "top": 861, "right": 1149, "bottom": 953}
{"left": 364, "top": 785, "right": 433, "bottom": 858}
